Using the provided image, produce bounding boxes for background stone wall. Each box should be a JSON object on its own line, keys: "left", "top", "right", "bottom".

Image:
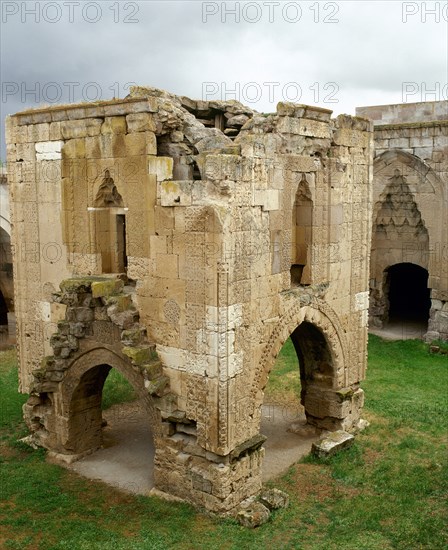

{"left": 357, "top": 102, "right": 448, "bottom": 341}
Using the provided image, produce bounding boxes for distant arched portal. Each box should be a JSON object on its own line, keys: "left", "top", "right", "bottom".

{"left": 385, "top": 263, "right": 430, "bottom": 324}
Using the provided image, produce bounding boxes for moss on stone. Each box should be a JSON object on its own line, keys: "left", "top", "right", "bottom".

{"left": 146, "top": 375, "right": 169, "bottom": 397}
{"left": 122, "top": 345, "right": 152, "bottom": 365}
{"left": 142, "top": 360, "right": 163, "bottom": 380}
{"left": 121, "top": 328, "right": 144, "bottom": 346}
{"left": 336, "top": 388, "right": 354, "bottom": 401}
{"left": 59, "top": 276, "right": 105, "bottom": 293}
{"left": 104, "top": 294, "right": 132, "bottom": 312}
{"left": 91, "top": 279, "right": 124, "bottom": 298}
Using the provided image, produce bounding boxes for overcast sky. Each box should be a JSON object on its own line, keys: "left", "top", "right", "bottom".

{"left": 1, "top": 0, "right": 447, "bottom": 159}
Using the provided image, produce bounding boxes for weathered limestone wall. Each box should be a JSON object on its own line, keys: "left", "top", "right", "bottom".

{"left": 0, "top": 167, "right": 14, "bottom": 326}
{"left": 7, "top": 88, "right": 373, "bottom": 513}
{"left": 357, "top": 102, "right": 448, "bottom": 340}
{"left": 357, "top": 101, "right": 448, "bottom": 124}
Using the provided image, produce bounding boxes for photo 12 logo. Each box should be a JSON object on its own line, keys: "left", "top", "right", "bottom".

{"left": 202, "top": 1, "right": 340, "bottom": 23}
{"left": 402, "top": 2, "right": 448, "bottom": 22}
{"left": 402, "top": 82, "right": 448, "bottom": 102}
{"left": 1, "top": 1, "right": 140, "bottom": 24}
{"left": 202, "top": 81, "right": 340, "bottom": 105}
{"left": 1, "top": 81, "right": 139, "bottom": 104}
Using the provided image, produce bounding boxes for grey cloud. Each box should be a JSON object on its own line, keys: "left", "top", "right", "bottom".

{"left": 1, "top": 0, "right": 447, "bottom": 159}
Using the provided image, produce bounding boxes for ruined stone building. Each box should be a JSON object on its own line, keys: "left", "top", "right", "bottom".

{"left": 6, "top": 86, "right": 373, "bottom": 512}
{"left": 0, "top": 165, "right": 14, "bottom": 333}
{"left": 357, "top": 101, "right": 448, "bottom": 341}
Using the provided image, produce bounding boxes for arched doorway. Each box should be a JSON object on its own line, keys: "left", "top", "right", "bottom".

{"left": 261, "top": 327, "right": 324, "bottom": 481}
{"left": 261, "top": 313, "right": 350, "bottom": 481}
{"left": 67, "top": 362, "right": 155, "bottom": 493}
{"left": 42, "top": 346, "right": 163, "bottom": 493}
{"left": 384, "top": 263, "right": 430, "bottom": 326}
{"left": 255, "top": 298, "right": 363, "bottom": 481}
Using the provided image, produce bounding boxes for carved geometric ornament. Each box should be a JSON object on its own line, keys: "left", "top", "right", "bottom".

{"left": 94, "top": 170, "right": 124, "bottom": 207}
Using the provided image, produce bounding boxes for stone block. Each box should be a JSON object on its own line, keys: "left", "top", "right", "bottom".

{"left": 28, "top": 123, "right": 50, "bottom": 142}
{"left": 160, "top": 180, "right": 193, "bottom": 207}
{"left": 91, "top": 279, "right": 124, "bottom": 298}
{"left": 35, "top": 140, "right": 63, "bottom": 161}
{"left": 146, "top": 132, "right": 157, "bottom": 155}
{"left": 126, "top": 113, "right": 157, "bottom": 133}
{"left": 259, "top": 488, "right": 289, "bottom": 510}
{"left": 297, "top": 119, "right": 331, "bottom": 139}
{"left": 276, "top": 102, "right": 305, "bottom": 117}
{"left": 253, "top": 189, "right": 280, "bottom": 211}
{"left": 122, "top": 345, "right": 153, "bottom": 365}
{"left": 312, "top": 430, "right": 354, "bottom": 458}
{"left": 236, "top": 501, "right": 270, "bottom": 528}
{"left": 61, "top": 119, "right": 102, "bottom": 139}
{"left": 104, "top": 293, "right": 132, "bottom": 312}
{"left": 146, "top": 375, "right": 169, "bottom": 397}
{"left": 148, "top": 156, "right": 173, "bottom": 181}
{"left": 63, "top": 138, "right": 86, "bottom": 159}
{"left": 101, "top": 117, "right": 127, "bottom": 135}
{"left": 333, "top": 128, "right": 368, "bottom": 148}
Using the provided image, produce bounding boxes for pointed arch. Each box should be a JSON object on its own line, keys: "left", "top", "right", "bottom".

{"left": 291, "top": 174, "right": 313, "bottom": 285}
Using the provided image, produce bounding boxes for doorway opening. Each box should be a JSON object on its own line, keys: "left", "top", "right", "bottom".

{"left": 382, "top": 263, "right": 431, "bottom": 338}
{"left": 93, "top": 170, "right": 128, "bottom": 275}
{"left": 67, "top": 364, "right": 155, "bottom": 494}
{"left": 386, "top": 263, "right": 430, "bottom": 323}
{"left": 262, "top": 321, "right": 333, "bottom": 480}
{"left": 116, "top": 214, "right": 127, "bottom": 273}
{"left": 0, "top": 290, "right": 7, "bottom": 327}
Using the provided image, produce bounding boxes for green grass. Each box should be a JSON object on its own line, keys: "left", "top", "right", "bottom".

{"left": 0, "top": 336, "right": 447, "bottom": 549}
{"left": 264, "top": 338, "right": 301, "bottom": 404}
{"left": 102, "top": 369, "right": 136, "bottom": 411}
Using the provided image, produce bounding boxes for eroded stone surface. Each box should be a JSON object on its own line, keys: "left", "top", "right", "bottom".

{"left": 259, "top": 488, "right": 289, "bottom": 510}
{"left": 311, "top": 430, "right": 354, "bottom": 458}
{"left": 236, "top": 501, "right": 271, "bottom": 528}
{"left": 7, "top": 86, "right": 375, "bottom": 515}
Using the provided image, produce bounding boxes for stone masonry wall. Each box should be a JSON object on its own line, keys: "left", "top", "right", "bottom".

{"left": 356, "top": 102, "right": 448, "bottom": 341}
{"left": 7, "top": 87, "right": 373, "bottom": 512}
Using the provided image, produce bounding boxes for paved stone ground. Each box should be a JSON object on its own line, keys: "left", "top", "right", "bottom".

{"left": 69, "top": 400, "right": 155, "bottom": 495}
{"left": 0, "top": 315, "right": 16, "bottom": 351}
{"left": 369, "top": 319, "right": 427, "bottom": 341}
{"left": 67, "top": 400, "right": 320, "bottom": 495}
{"left": 261, "top": 402, "right": 319, "bottom": 481}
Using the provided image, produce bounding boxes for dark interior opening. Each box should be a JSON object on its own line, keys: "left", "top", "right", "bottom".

{"left": 0, "top": 290, "right": 8, "bottom": 326}
{"left": 386, "top": 263, "right": 430, "bottom": 323}
{"left": 290, "top": 321, "right": 333, "bottom": 400}
{"left": 116, "top": 214, "right": 127, "bottom": 273}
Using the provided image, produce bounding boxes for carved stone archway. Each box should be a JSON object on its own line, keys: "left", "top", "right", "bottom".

{"left": 55, "top": 346, "right": 162, "bottom": 456}
{"left": 253, "top": 296, "right": 362, "bottom": 432}
{"left": 23, "top": 276, "right": 171, "bottom": 461}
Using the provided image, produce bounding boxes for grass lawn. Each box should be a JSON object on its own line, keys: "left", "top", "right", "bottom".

{"left": 0, "top": 336, "right": 447, "bottom": 549}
